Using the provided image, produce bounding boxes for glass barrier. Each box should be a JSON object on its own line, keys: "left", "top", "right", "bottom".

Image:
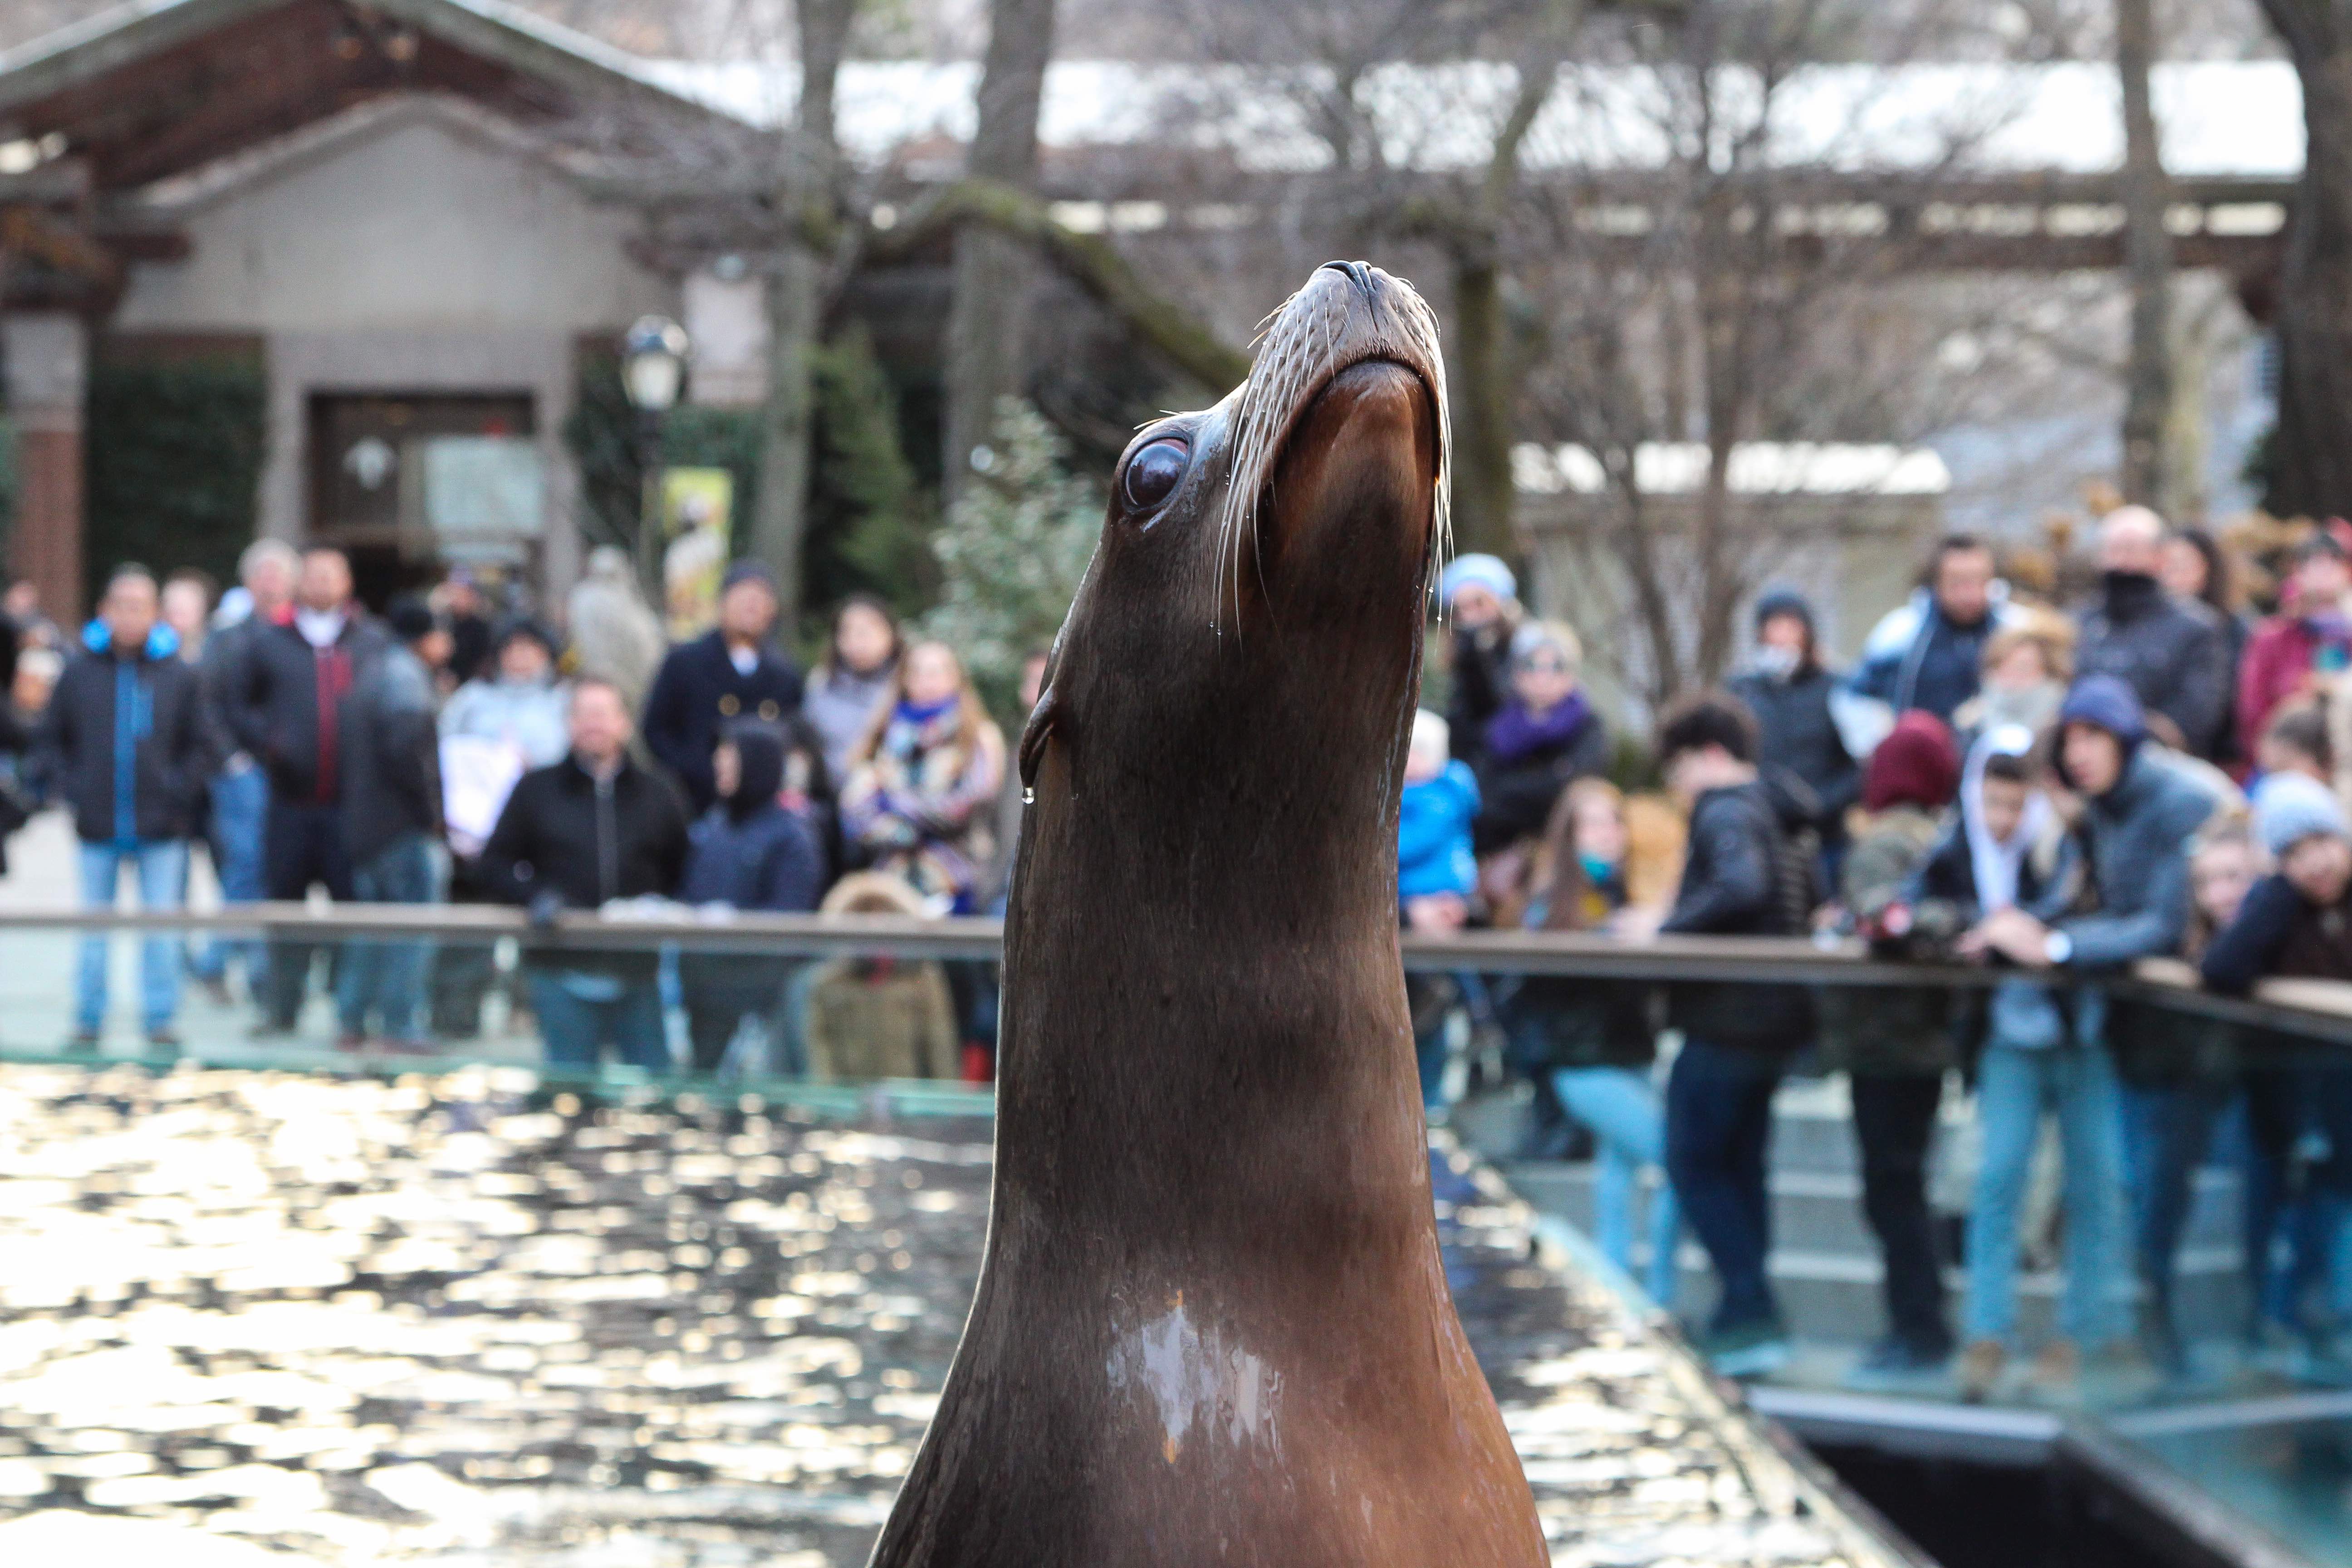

{"left": 8, "top": 906, "right": 2352, "bottom": 1562}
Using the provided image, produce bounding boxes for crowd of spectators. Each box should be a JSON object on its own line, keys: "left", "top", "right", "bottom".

{"left": 15, "top": 499, "right": 2352, "bottom": 1395}
{"left": 1416, "top": 515, "right": 2352, "bottom": 1392}
{"left": 6, "top": 543, "right": 1012, "bottom": 1088}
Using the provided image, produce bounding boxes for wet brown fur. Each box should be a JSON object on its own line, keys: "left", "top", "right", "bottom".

{"left": 868, "top": 264, "right": 1546, "bottom": 1568}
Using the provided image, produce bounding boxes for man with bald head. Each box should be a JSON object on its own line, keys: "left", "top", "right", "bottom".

{"left": 2076, "top": 505, "right": 2232, "bottom": 760}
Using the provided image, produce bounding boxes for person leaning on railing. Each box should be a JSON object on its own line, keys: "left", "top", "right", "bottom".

{"left": 2202, "top": 774, "right": 2352, "bottom": 1367}
{"left": 1813, "top": 710, "right": 1962, "bottom": 1381}
{"left": 478, "top": 676, "right": 689, "bottom": 1072}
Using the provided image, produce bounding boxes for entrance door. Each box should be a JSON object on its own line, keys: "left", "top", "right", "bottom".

{"left": 307, "top": 392, "right": 539, "bottom": 605}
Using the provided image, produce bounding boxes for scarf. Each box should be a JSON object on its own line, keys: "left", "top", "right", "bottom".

{"left": 1961, "top": 724, "right": 2050, "bottom": 913}
{"left": 1484, "top": 689, "right": 1592, "bottom": 766}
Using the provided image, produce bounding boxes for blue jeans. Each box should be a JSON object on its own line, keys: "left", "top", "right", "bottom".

{"left": 1555, "top": 1065, "right": 1681, "bottom": 1305}
{"left": 529, "top": 971, "right": 670, "bottom": 1072}
{"left": 2119, "top": 1078, "right": 2232, "bottom": 1345}
{"left": 1964, "top": 1037, "right": 2130, "bottom": 1347}
{"left": 78, "top": 839, "right": 189, "bottom": 1035}
{"left": 335, "top": 833, "right": 442, "bottom": 1042}
{"left": 1666, "top": 1038, "right": 1787, "bottom": 1333}
{"left": 191, "top": 763, "right": 269, "bottom": 986}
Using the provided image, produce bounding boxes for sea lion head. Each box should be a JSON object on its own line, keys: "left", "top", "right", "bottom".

{"left": 1019, "top": 261, "right": 1448, "bottom": 861}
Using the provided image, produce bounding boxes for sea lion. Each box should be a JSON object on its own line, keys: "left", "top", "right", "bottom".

{"left": 870, "top": 261, "right": 1546, "bottom": 1568}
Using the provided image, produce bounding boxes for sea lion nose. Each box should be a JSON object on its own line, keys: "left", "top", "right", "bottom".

{"left": 1318, "top": 259, "right": 1376, "bottom": 299}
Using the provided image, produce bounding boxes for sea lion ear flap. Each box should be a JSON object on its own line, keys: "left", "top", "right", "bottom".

{"left": 1019, "top": 685, "right": 1058, "bottom": 791}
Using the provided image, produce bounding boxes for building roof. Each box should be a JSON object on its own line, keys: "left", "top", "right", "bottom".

{"left": 1514, "top": 441, "right": 1953, "bottom": 498}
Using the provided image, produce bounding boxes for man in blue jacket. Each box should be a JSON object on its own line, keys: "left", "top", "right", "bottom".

{"left": 40, "top": 565, "right": 214, "bottom": 1049}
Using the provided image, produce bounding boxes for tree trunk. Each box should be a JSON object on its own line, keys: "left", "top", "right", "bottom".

{"left": 1449, "top": 253, "right": 1518, "bottom": 559}
{"left": 942, "top": 0, "right": 1059, "bottom": 501}
{"left": 2255, "top": 0, "right": 2352, "bottom": 519}
{"left": 2117, "top": 0, "right": 2175, "bottom": 510}
{"left": 746, "top": 0, "right": 854, "bottom": 632}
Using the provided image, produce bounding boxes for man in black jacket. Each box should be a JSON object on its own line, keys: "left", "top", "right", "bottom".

{"left": 2076, "top": 506, "right": 2232, "bottom": 761}
{"left": 333, "top": 594, "right": 450, "bottom": 1049}
{"left": 1644, "top": 691, "right": 1814, "bottom": 1376}
{"left": 642, "top": 560, "right": 804, "bottom": 812}
{"left": 231, "top": 547, "right": 389, "bottom": 1032}
{"left": 42, "top": 566, "right": 214, "bottom": 1049}
{"left": 481, "top": 677, "right": 691, "bottom": 1070}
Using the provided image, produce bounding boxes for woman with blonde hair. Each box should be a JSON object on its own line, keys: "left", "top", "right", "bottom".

{"left": 840, "top": 639, "right": 1006, "bottom": 914}
{"left": 1501, "top": 777, "right": 1680, "bottom": 1303}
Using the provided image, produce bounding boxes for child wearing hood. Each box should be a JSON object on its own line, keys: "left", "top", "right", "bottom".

{"left": 679, "top": 720, "right": 827, "bottom": 1073}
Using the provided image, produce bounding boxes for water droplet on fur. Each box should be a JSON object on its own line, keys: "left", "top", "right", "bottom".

{"left": 1020, "top": 787, "right": 1034, "bottom": 806}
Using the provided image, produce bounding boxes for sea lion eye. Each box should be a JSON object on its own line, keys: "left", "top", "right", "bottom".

{"left": 1122, "top": 438, "right": 1189, "bottom": 513}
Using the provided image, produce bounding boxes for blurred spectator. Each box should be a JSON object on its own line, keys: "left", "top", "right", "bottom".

{"left": 1505, "top": 779, "right": 1679, "bottom": 1303}
{"left": 1952, "top": 614, "right": 2074, "bottom": 746}
{"left": 5, "top": 578, "right": 62, "bottom": 650}
{"left": 1730, "top": 589, "right": 1857, "bottom": 877}
{"left": 2204, "top": 774, "right": 2352, "bottom": 1360}
{"left": 2239, "top": 529, "right": 2352, "bottom": 765}
{"left": 841, "top": 639, "right": 1006, "bottom": 915}
{"left": 1471, "top": 620, "right": 1609, "bottom": 858}
{"left": 480, "top": 678, "right": 690, "bottom": 1070}
{"left": 230, "top": 546, "right": 388, "bottom": 1034}
{"left": 9, "top": 645, "right": 59, "bottom": 730}
{"left": 1957, "top": 675, "right": 2218, "bottom": 1396}
{"left": 1439, "top": 553, "right": 1522, "bottom": 772}
{"left": 566, "top": 545, "right": 666, "bottom": 714}
{"left": 41, "top": 567, "right": 213, "bottom": 1050}
{"left": 1817, "top": 710, "right": 1961, "bottom": 1378}
{"left": 431, "top": 568, "right": 495, "bottom": 688}
{"left": 1401, "top": 709, "right": 1480, "bottom": 1108}
{"left": 159, "top": 570, "right": 213, "bottom": 665}
{"left": 191, "top": 540, "right": 296, "bottom": 1004}
{"left": 2162, "top": 526, "right": 2251, "bottom": 766}
{"left": 2258, "top": 701, "right": 2332, "bottom": 786}
{"left": 679, "top": 721, "right": 825, "bottom": 1073}
{"left": 976, "top": 649, "right": 1049, "bottom": 913}
{"left": 1651, "top": 692, "right": 1814, "bottom": 1375}
{"left": 804, "top": 872, "right": 959, "bottom": 1082}
{"left": 2110, "top": 816, "right": 2258, "bottom": 1373}
{"left": 804, "top": 595, "right": 903, "bottom": 787}
{"left": 2076, "top": 507, "right": 2232, "bottom": 760}
{"left": 1841, "top": 534, "right": 2013, "bottom": 747}
{"left": 333, "top": 594, "right": 450, "bottom": 1051}
{"left": 432, "top": 616, "right": 569, "bottom": 1039}
{"left": 644, "top": 560, "right": 805, "bottom": 813}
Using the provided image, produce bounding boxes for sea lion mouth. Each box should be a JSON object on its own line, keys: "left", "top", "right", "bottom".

{"left": 1212, "top": 263, "right": 1450, "bottom": 615}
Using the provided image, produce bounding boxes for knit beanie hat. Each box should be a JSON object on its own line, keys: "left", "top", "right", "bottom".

{"left": 1753, "top": 587, "right": 1815, "bottom": 634}
{"left": 2254, "top": 772, "right": 2351, "bottom": 858}
{"left": 721, "top": 558, "right": 779, "bottom": 597}
{"left": 1863, "top": 709, "right": 1959, "bottom": 813}
{"left": 1440, "top": 553, "right": 1516, "bottom": 608}
{"left": 2058, "top": 674, "right": 2147, "bottom": 751}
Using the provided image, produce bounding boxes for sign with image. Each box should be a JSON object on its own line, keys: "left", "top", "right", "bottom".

{"left": 661, "top": 468, "right": 734, "bottom": 641}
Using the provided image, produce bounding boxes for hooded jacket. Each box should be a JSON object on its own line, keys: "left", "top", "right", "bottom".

{"left": 1839, "top": 585, "right": 2019, "bottom": 749}
{"left": 40, "top": 623, "right": 214, "bottom": 844}
{"left": 2076, "top": 571, "right": 2233, "bottom": 761}
{"left": 1399, "top": 759, "right": 1480, "bottom": 900}
{"left": 680, "top": 725, "right": 825, "bottom": 914}
{"left": 2054, "top": 746, "right": 2221, "bottom": 970}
